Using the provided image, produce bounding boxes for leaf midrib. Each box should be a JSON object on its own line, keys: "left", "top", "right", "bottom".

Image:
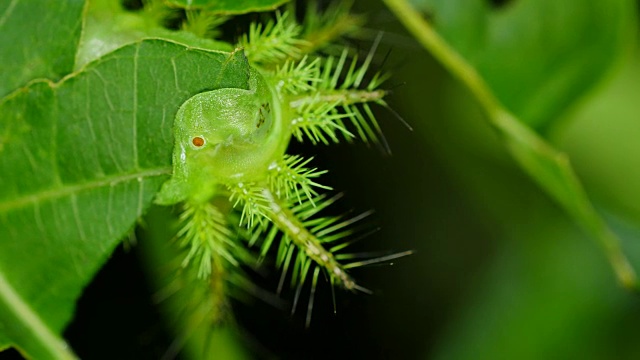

{"left": 0, "top": 271, "right": 77, "bottom": 360}
{"left": 0, "top": 167, "right": 171, "bottom": 213}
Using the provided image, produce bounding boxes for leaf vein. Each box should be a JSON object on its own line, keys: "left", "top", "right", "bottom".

{"left": 136, "top": 177, "right": 144, "bottom": 218}
{"left": 0, "top": 0, "right": 17, "bottom": 27}
{"left": 0, "top": 167, "right": 170, "bottom": 213}
{"left": 106, "top": 114, "right": 125, "bottom": 173}
{"left": 132, "top": 44, "right": 139, "bottom": 170}
{"left": 33, "top": 202, "right": 46, "bottom": 240}
{"left": 70, "top": 194, "right": 86, "bottom": 242}
{"left": 0, "top": 272, "right": 76, "bottom": 359}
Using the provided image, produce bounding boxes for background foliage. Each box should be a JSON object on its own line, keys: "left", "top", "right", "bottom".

{"left": 1, "top": 0, "right": 640, "bottom": 359}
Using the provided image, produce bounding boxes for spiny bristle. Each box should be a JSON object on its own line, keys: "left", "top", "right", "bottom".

{"left": 240, "top": 11, "right": 307, "bottom": 65}
{"left": 226, "top": 182, "right": 270, "bottom": 228}
{"left": 268, "top": 154, "right": 332, "bottom": 205}
{"left": 274, "top": 56, "right": 322, "bottom": 95}
{"left": 285, "top": 41, "right": 390, "bottom": 148}
{"left": 181, "top": 10, "right": 228, "bottom": 39}
{"left": 300, "top": 0, "right": 363, "bottom": 46}
{"left": 342, "top": 250, "right": 415, "bottom": 269}
{"left": 290, "top": 100, "right": 355, "bottom": 145}
{"left": 177, "top": 202, "right": 238, "bottom": 278}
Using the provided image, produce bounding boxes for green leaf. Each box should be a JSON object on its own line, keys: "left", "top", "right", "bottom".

{"left": 384, "top": 0, "right": 639, "bottom": 287}
{"left": 0, "top": 0, "right": 84, "bottom": 98}
{"left": 434, "top": 206, "right": 640, "bottom": 360}
{"left": 166, "top": 0, "right": 291, "bottom": 14}
{"left": 0, "top": 40, "right": 250, "bottom": 358}
{"left": 556, "top": 44, "right": 640, "bottom": 224}
{"left": 407, "top": 0, "right": 634, "bottom": 128}
{"left": 75, "top": 0, "right": 235, "bottom": 68}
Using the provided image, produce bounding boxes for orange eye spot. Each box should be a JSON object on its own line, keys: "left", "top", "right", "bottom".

{"left": 192, "top": 136, "right": 205, "bottom": 147}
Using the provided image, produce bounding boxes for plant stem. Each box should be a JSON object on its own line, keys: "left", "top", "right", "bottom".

{"left": 382, "top": 0, "right": 501, "bottom": 119}
{"left": 383, "top": 0, "right": 638, "bottom": 289}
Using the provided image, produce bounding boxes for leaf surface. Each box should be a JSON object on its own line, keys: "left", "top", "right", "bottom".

{"left": 0, "top": 0, "right": 84, "bottom": 98}
{"left": 0, "top": 40, "right": 250, "bottom": 358}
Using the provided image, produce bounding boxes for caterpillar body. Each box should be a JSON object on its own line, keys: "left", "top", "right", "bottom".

{"left": 156, "top": 57, "right": 362, "bottom": 290}
{"left": 150, "top": 4, "right": 411, "bottom": 328}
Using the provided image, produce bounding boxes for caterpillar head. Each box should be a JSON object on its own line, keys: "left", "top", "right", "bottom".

{"left": 156, "top": 68, "right": 289, "bottom": 205}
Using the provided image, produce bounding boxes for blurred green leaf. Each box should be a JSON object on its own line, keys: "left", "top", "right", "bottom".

{"left": 0, "top": 40, "right": 250, "bottom": 358}
{"left": 555, "top": 44, "right": 640, "bottom": 224}
{"left": 0, "top": 0, "right": 84, "bottom": 98}
{"left": 407, "top": 0, "right": 634, "bottom": 128}
{"left": 165, "top": 0, "right": 290, "bottom": 14}
{"left": 433, "top": 204, "right": 640, "bottom": 360}
{"left": 384, "top": 0, "right": 638, "bottom": 287}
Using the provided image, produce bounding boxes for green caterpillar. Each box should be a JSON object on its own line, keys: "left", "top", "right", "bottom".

{"left": 149, "top": 4, "right": 410, "bottom": 327}
{"left": 156, "top": 54, "right": 365, "bottom": 290}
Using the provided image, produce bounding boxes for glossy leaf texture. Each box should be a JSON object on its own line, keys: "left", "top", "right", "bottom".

{"left": 384, "top": 0, "right": 639, "bottom": 287}
{"left": 0, "top": 40, "right": 250, "bottom": 358}
{"left": 166, "top": 0, "right": 291, "bottom": 14}
{"left": 0, "top": 0, "right": 84, "bottom": 98}
{"left": 408, "top": 0, "right": 634, "bottom": 128}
